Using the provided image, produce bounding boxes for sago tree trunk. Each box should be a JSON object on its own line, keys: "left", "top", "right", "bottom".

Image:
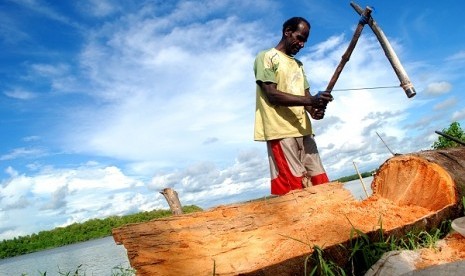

{"left": 112, "top": 147, "right": 465, "bottom": 275}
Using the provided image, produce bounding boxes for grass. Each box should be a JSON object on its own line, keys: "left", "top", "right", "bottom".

{"left": 294, "top": 217, "right": 451, "bottom": 276}
{"left": 301, "top": 193, "right": 465, "bottom": 276}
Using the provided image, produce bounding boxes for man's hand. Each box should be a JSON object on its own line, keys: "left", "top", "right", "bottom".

{"left": 310, "top": 107, "right": 326, "bottom": 120}
{"left": 311, "top": 91, "right": 333, "bottom": 108}
{"left": 307, "top": 91, "right": 333, "bottom": 120}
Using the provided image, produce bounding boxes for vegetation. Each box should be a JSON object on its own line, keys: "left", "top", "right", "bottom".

{"left": 335, "top": 171, "right": 375, "bottom": 183}
{"left": 304, "top": 219, "right": 450, "bottom": 276}
{"left": 304, "top": 192, "right": 465, "bottom": 276}
{"left": 0, "top": 205, "right": 202, "bottom": 259}
{"left": 432, "top": 121, "right": 465, "bottom": 149}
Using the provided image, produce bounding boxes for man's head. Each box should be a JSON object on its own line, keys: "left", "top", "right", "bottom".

{"left": 280, "top": 17, "right": 311, "bottom": 56}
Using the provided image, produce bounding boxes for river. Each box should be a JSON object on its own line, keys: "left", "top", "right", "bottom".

{"left": 0, "top": 236, "right": 130, "bottom": 276}
{"left": 344, "top": 176, "right": 374, "bottom": 199}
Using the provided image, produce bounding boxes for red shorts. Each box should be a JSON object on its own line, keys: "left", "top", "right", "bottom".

{"left": 267, "top": 135, "right": 329, "bottom": 195}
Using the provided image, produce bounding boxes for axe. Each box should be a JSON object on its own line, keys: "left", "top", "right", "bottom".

{"left": 315, "top": 2, "right": 416, "bottom": 118}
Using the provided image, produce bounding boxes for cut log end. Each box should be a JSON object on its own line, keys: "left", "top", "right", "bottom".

{"left": 372, "top": 154, "right": 456, "bottom": 211}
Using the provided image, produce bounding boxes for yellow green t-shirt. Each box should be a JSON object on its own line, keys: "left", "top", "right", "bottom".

{"left": 253, "top": 48, "right": 312, "bottom": 141}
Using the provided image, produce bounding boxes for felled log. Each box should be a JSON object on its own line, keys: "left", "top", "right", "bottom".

{"left": 112, "top": 147, "right": 465, "bottom": 275}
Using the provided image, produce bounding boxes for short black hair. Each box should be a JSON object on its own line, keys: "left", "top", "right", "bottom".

{"left": 282, "top": 17, "right": 310, "bottom": 34}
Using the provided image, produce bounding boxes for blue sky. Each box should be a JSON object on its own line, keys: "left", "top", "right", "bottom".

{"left": 1, "top": 0, "right": 464, "bottom": 241}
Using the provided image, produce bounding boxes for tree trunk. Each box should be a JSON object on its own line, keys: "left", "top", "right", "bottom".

{"left": 112, "top": 147, "right": 465, "bottom": 275}
{"left": 160, "top": 188, "right": 183, "bottom": 215}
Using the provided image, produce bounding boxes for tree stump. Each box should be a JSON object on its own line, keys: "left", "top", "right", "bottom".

{"left": 112, "top": 147, "right": 465, "bottom": 275}
{"left": 160, "top": 188, "right": 183, "bottom": 215}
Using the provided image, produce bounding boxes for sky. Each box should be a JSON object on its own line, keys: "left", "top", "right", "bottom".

{"left": 0, "top": 0, "right": 464, "bottom": 241}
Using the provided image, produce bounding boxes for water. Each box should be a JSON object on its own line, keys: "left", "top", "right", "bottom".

{"left": 0, "top": 236, "right": 130, "bottom": 276}
{"left": 343, "top": 176, "right": 374, "bottom": 200}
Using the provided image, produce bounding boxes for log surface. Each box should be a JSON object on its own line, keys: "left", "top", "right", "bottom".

{"left": 112, "top": 147, "right": 465, "bottom": 275}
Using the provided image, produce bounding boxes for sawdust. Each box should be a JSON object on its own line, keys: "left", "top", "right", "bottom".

{"left": 415, "top": 232, "right": 465, "bottom": 269}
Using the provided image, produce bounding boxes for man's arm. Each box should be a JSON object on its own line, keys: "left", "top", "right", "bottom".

{"left": 258, "top": 81, "right": 331, "bottom": 107}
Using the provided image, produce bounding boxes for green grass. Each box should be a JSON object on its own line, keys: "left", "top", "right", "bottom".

{"left": 301, "top": 193, "right": 465, "bottom": 276}
{"left": 281, "top": 216, "right": 451, "bottom": 276}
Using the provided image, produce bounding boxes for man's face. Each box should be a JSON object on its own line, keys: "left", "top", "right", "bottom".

{"left": 284, "top": 22, "right": 310, "bottom": 56}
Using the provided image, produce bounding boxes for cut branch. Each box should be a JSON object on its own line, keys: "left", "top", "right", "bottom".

{"left": 160, "top": 188, "right": 183, "bottom": 215}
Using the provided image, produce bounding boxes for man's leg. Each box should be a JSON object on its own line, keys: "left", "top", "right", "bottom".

{"left": 300, "top": 135, "right": 329, "bottom": 186}
{"left": 267, "top": 138, "right": 307, "bottom": 195}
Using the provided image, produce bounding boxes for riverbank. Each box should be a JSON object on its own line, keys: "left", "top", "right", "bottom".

{"left": 0, "top": 205, "right": 202, "bottom": 259}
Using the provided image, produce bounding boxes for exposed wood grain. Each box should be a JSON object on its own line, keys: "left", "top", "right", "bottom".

{"left": 112, "top": 147, "right": 465, "bottom": 275}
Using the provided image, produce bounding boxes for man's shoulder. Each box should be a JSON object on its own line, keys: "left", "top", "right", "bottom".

{"left": 256, "top": 48, "right": 277, "bottom": 58}
{"left": 294, "top": 58, "right": 303, "bottom": 67}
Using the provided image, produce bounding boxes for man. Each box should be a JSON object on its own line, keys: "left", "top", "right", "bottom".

{"left": 253, "top": 17, "right": 333, "bottom": 195}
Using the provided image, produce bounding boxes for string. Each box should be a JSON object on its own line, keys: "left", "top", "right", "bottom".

{"left": 318, "top": 85, "right": 400, "bottom": 93}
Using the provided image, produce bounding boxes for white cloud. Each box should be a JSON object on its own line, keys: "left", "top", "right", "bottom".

{"left": 424, "top": 81, "right": 452, "bottom": 96}
{"left": 4, "top": 88, "right": 37, "bottom": 100}
{"left": 76, "top": 0, "right": 121, "bottom": 17}
{"left": 447, "top": 50, "right": 465, "bottom": 61}
{"left": 55, "top": 14, "right": 259, "bottom": 167}
{"left": 434, "top": 97, "right": 457, "bottom": 110}
{"left": 0, "top": 147, "right": 46, "bottom": 161}
{"left": 452, "top": 109, "right": 465, "bottom": 121}
{"left": 0, "top": 163, "right": 149, "bottom": 240}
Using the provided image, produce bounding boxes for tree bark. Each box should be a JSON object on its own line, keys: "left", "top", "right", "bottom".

{"left": 112, "top": 147, "right": 465, "bottom": 275}
{"left": 160, "top": 188, "right": 183, "bottom": 215}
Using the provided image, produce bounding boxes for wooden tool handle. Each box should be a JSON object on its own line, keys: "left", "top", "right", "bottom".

{"left": 351, "top": 2, "right": 416, "bottom": 98}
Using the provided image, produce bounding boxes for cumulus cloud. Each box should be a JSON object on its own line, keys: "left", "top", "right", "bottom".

{"left": 0, "top": 163, "right": 149, "bottom": 239}
{"left": 41, "top": 185, "right": 69, "bottom": 210}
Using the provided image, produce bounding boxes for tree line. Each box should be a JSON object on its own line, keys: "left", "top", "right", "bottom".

{"left": 0, "top": 205, "right": 202, "bottom": 259}
{"left": 335, "top": 170, "right": 375, "bottom": 183}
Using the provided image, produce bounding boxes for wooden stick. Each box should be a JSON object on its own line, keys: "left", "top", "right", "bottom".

{"left": 435, "top": 130, "right": 465, "bottom": 146}
{"left": 160, "top": 188, "right": 183, "bottom": 215}
{"left": 353, "top": 161, "right": 369, "bottom": 198}
{"left": 376, "top": 131, "right": 396, "bottom": 156}
{"left": 324, "top": 6, "right": 372, "bottom": 95}
{"left": 351, "top": 1, "right": 416, "bottom": 98}
{"left": 314, "top": 5, "right": 372, "bottom": 118}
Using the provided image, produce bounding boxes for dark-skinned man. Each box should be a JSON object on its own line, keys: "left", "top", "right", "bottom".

{"left": 254, "top": 17, "right": 333, "bottom": 195}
